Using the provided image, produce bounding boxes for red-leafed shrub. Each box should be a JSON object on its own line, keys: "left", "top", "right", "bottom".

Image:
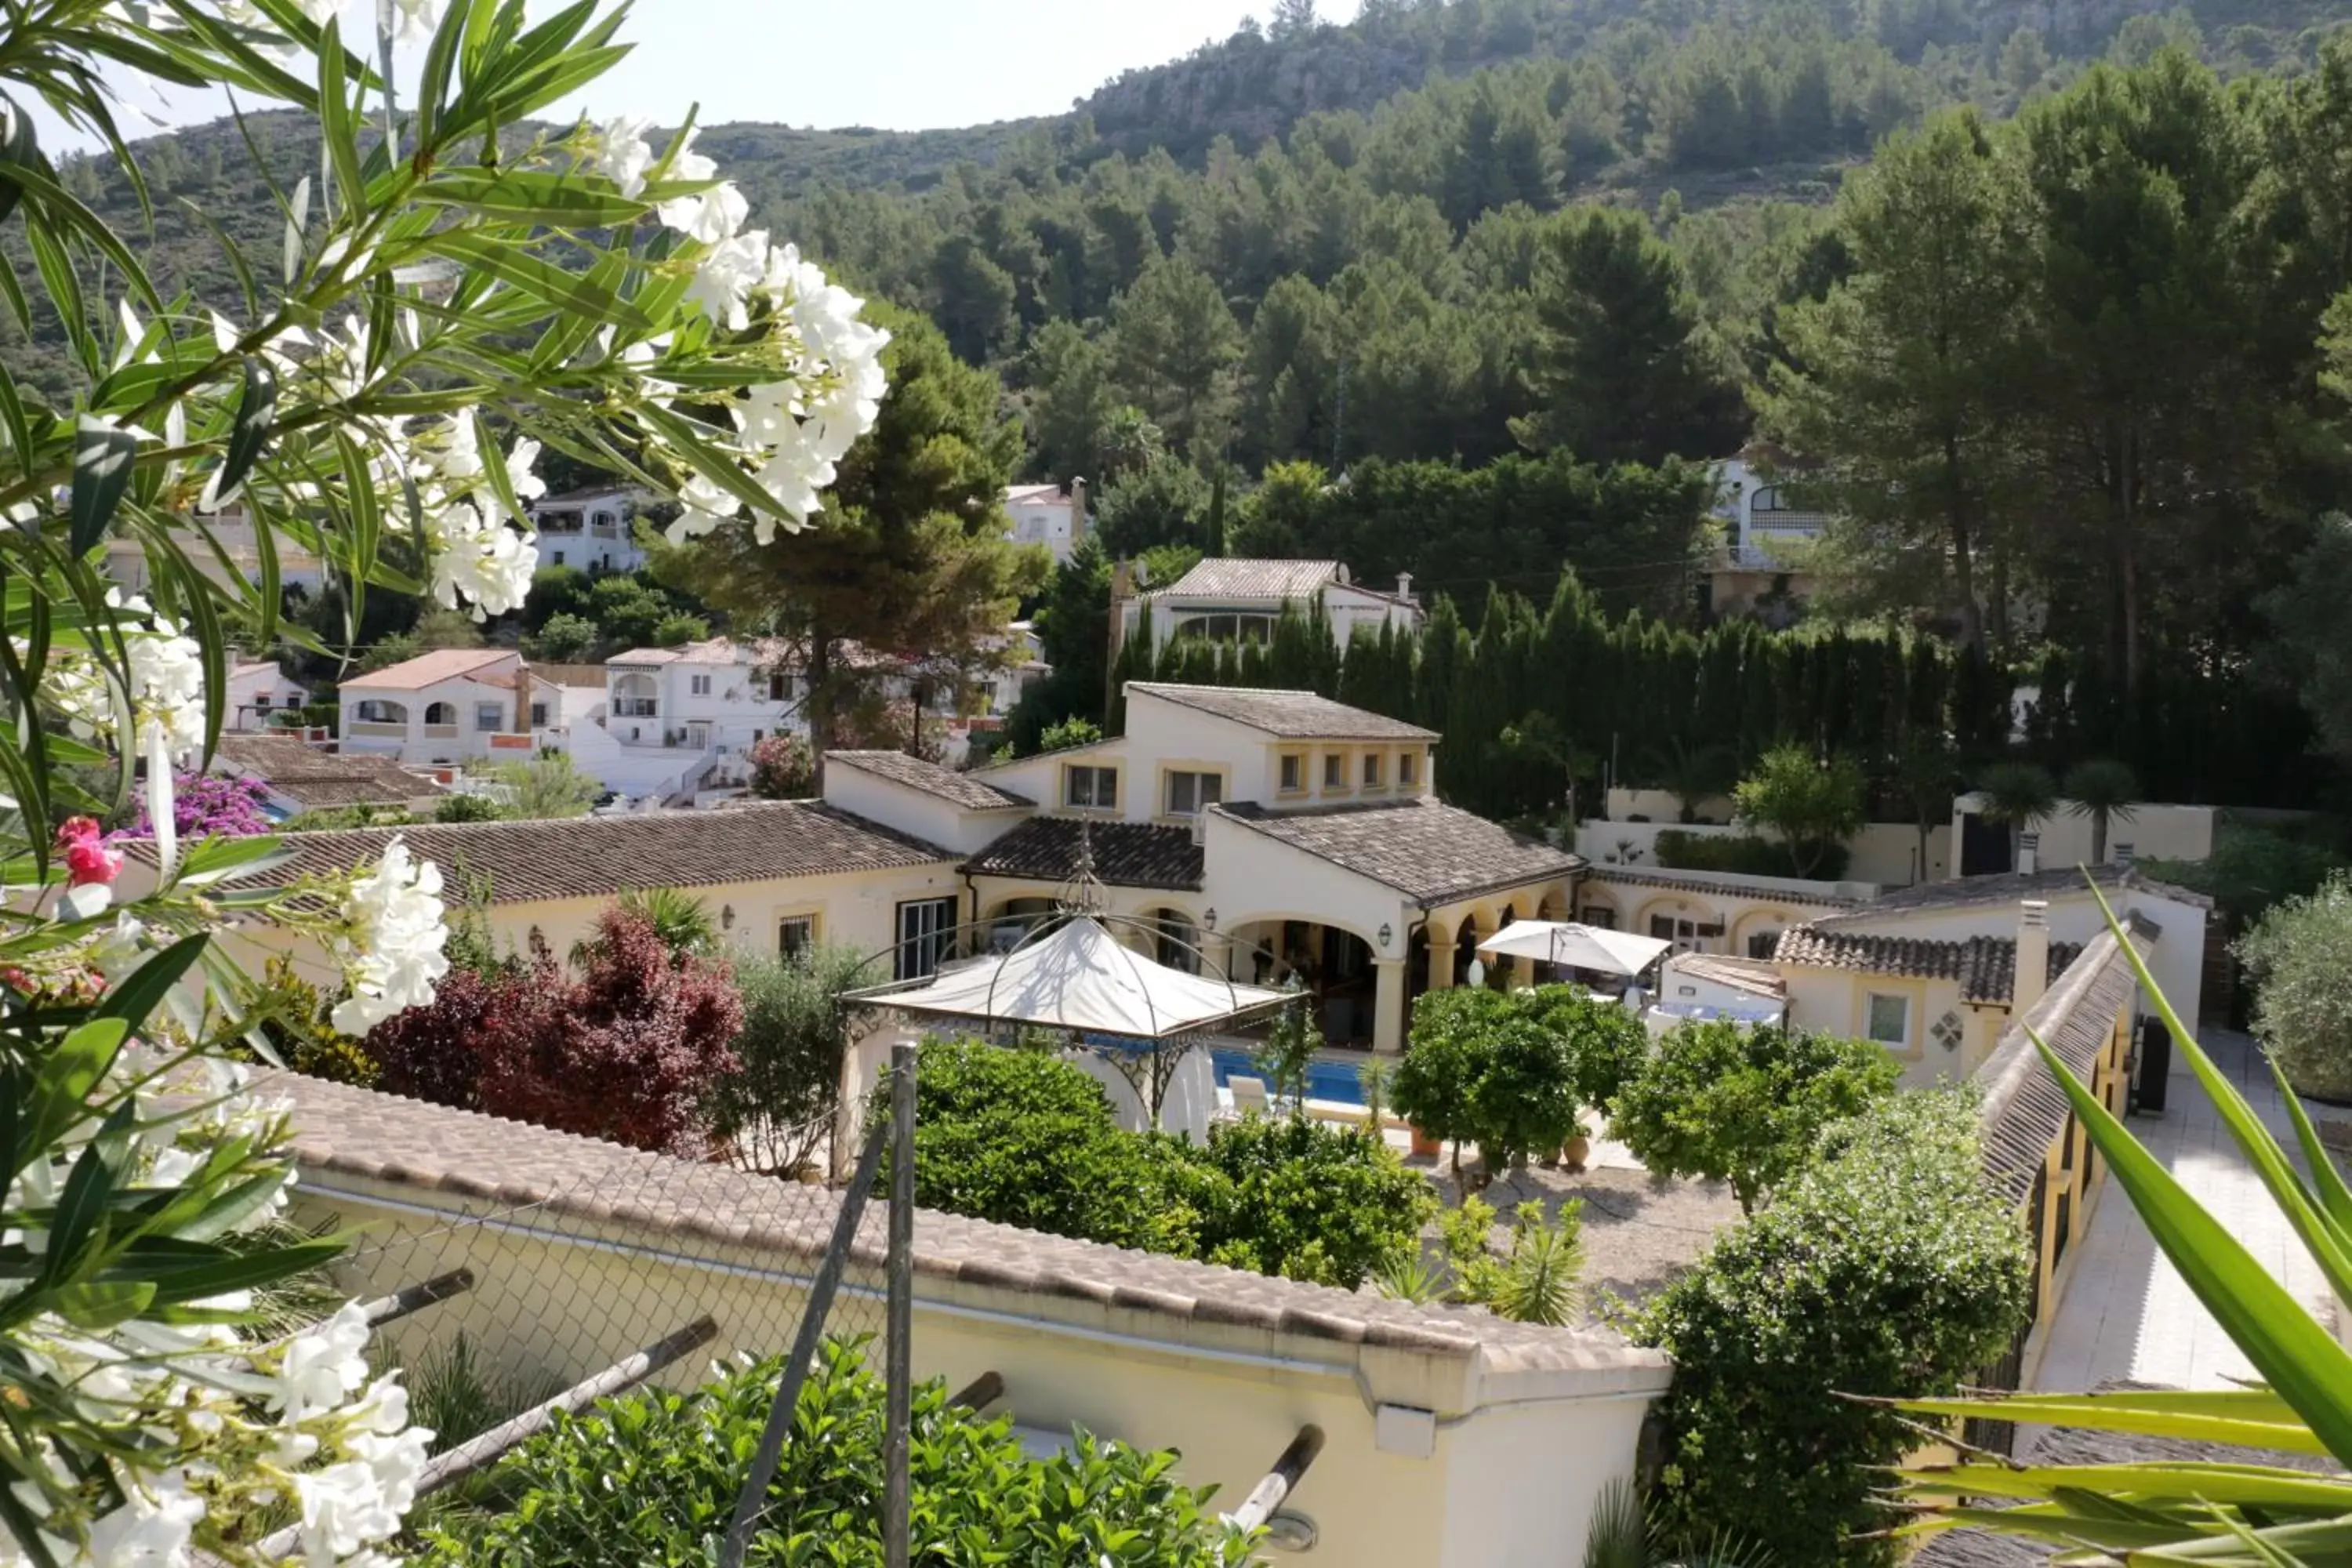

{"left": 364, "top": 909, "right": 744, "bottom": 1156}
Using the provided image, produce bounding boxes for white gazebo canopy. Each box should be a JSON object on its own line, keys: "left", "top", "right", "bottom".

{"left": 850, "top": 914, "right": 1292, "bottom": 1040}
{"left": 1475, "top": 920, "right": 1671, "bottom": 978}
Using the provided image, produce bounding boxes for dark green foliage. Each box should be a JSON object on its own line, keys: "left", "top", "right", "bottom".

{"left": 2143, "top": 823, "right": 2348, "bottom": 933}
{"left": 706, "top": 945, "right": 873, "bottom": 1178}
{"left": 419, "top": 1340, "right": 1254, "bottom": 1566}
{"left": 898, "top": 1039, "right": 1429, "bottom": 1287}
{"left": 1397, "top": 985, "right": 1635, "bottom": 1174}
{"left": 1187, "top": 1112, "right": 1437, "bottom": 1284}
{"left": 1636, "top": 1092, "right": 2033, "bottom": 1566}
{"left": 433, "top": 793, "right": 506, "bottom": 825}
{"left": 1612, "top": 1019, "right": 1900, "bottom": 1212}
{"left": 1652, "top": 828, "right": 1853, "bottom": 880}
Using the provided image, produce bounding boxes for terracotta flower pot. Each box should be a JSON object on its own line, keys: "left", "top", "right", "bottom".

{"left": 1410, "top": 1125, "right": 1443, "bottom": 1158}
{"left": 1561, "top": 1134, "right": 1592, "bottom": 1174}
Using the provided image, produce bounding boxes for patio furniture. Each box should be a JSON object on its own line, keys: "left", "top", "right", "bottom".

{"left": 1228, "top": 1075, "right": 1272, "bottom": 1117}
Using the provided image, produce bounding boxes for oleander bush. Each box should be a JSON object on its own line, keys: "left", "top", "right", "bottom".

{"left": 1635, "top": 1092, "right": 2031, "bottom": 1566}
{"left": 420, "top": 1339, "right": 1256, "bottom": 1566}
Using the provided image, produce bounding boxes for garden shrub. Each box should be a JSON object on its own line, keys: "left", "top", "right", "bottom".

{"left": 364, "top": 907, "right": 743, "bottom": 1156}
{"left": 706, "top": 944, "right": 871, "bottom": 1177}
{"left": 902, "top": 1039, "right": 1429, "bottom": 1287}
{"left": 2147, "top": 822, "right": 2348, "bottom": 932}
{"left": 434, "top": 792, "right": 508, "bottom": 824}
{"left": 1395, "top": 989, "right": 1494, "bottom": 1176}
{"left": 1612, "top": 1019, "right": 1898, "bottom": 1211}
{"left": 1653, "top": 828, "right": 1852, "bottom": 882}
{"left": 1189, "top": 1112, "right": 1435, "bottom": 1287}
{"left": 1399, "top": 987, "right": 1629, "bottom": 1175}
{"left": 1636, "top": 1091, "right": 2031, "bottom": 1566}
{"left": 2240, "top": 872, "right": 2352, "bottom": 1102}
{"left": 423, "top": 1339, "right": 1254, "bottom": 1566}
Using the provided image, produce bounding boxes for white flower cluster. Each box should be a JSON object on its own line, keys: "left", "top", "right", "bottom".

{"left": 38, "top": 590, "right": 205, "bottom": 767}
{"left": 3, "top": 1024, "right": 428, "bottom": 1568}
{"left": 407, "top": 415, "right": 545, "bottom": 621}
{"left": 575, "top": 118, "right": 891, "bottom": 545}
{"left": 323, "top": 837, "right": 452, "bottom": 1036}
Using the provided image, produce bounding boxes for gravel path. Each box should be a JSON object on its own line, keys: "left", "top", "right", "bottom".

{"left": 1397, "top": 1129, "right": 1746, "bottom": 1325}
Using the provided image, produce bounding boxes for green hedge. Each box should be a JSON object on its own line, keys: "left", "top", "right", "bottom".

{"left": 1635, "top": 1091, "right": 2031, "bottom": 1566}
{"left": 1653, "top": 827, "right": 1851, "bottom": 882}
{"left": 898, "top": 1039, "right": 1432, "bottom": 1287}
{"left": 422, "top": 1340, "right": 1254, "bottom": 1566}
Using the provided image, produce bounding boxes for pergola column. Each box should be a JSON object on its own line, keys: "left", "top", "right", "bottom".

{"left": 1372, "top": 958, "right": 1408, "bottom": 1054}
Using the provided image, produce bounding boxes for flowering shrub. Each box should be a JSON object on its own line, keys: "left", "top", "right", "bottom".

{"left": 111, "top": 772, "right": 274, "bottom": 841}
{"left": 368, "top": 909, "right": 744, "bottom": 1156}
{"left": 747, "top": 731, "right": 815, "bottom": 798}
{"left": 420, "top": 1340, "right": 1255, "bottom": 1566}
{"left": 0, "top": 0, "right": 886, "bottom": 1557}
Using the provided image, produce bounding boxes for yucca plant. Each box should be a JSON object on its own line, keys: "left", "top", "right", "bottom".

{"left": 1890, "top": 880, "right": 2352, "bottom": 1566}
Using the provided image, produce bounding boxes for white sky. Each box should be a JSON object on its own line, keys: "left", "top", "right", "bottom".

{"left": 35, "top": 0, "right": 1345, "bottom": 151}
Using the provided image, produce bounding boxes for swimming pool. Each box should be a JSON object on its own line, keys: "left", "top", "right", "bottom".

{"left": 1208, "top": 1047, "right": 1370, "bottom": 1106}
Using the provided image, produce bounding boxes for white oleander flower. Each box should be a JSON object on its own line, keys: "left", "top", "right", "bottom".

{"left": 423, "top": 498, "right": 538, "bottom": 622}
{"left": 270, "top": 1304, "right": 371, "bottom": 1425}
{"left": 327, "top": 839, "right": 451, "bottom": 1036}
{"left": 390, "top": 0, "right": 445, "bottom": 45}
{"left": 293, "top": 1458, "right": 402, "bottom": 1564}
{"left": 586, "top": 113, "right": 657, "bottom": 199}
{"left": 81, "top": 1466, "right": 202, "bottom": 1567}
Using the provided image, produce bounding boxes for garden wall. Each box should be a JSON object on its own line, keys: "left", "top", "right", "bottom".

{"left": 276, "top": 1072, "right": 1669, "bottom": 1567}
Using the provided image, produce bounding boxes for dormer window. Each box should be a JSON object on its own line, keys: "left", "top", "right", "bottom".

{"left": 1065, "top": 764, "right": 1116, "bottom": 810}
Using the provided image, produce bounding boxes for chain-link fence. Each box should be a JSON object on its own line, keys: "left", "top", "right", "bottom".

{"left": 294, "top": 1044, "right": 920, "bottom": 1566}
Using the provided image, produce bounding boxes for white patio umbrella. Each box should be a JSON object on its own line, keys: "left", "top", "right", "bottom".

{"left": 1475, "top": 919, "right": 1671, "bottom": 978}
{"left": 848, "top": 914, "right": 1292, "bottom": 1040}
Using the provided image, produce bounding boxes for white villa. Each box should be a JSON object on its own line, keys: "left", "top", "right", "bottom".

{"left": 1004, "top": 479, "right": 1088, "bottom": 564}
{"left": 527, "top": 485, "right": 648, "bottom": 574}
{"left": 224, "top": 659, "right": 310, "bottom": 733}
{"left": 1121, "top": 559, "right": 1425, "bottom": 655}
{"left": 336, "top": 648, "right": 550, "bottom": 769}
{"left": 1706, "top": 446, "right": 1828, "bottom": 621}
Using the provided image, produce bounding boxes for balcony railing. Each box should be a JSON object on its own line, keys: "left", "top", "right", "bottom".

{"left": 422, "top": 724, "right": 459, "bottom": 740}
{"left": 612, "top": 699, "right": 658, "bottom": 717}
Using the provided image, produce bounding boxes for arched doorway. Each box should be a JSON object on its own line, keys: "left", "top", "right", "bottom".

{"left": 1226, "top": 916, "right": 1377, "bottom": 1047}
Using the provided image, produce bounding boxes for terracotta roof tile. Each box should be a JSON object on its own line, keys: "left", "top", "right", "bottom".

{"left": 1126, "top": 684, "right": 1437, "bottom": 741}
{"left": 1218, "top": 798, "right": 1580, "bottom": 906}
{"left": 268, "top": 1072, "right": 1668, "bottom": 1380}
{"left": 965, "top": 817, "right": 1203, "bottom": 891}
{"left": 1159, "top": 558, "right": 1345, "bottom": 600}
{"left": 1971, "top": 928, "right": 2151, "bottom": 1205}
{"left": 828, "top": 751, "right": 1033, "bottom": 811}
{"left": 212, "top": 736, "right": 439, "bottom": 811}
{"left": 1580, "top": 863, "right": 1866, "bottom": 906}
{"left": 129, "top": 801, "right": 955, "bottom": 904}
{"left": 1773, "top": 927, "right": 2082, "bottom": 1005}
{"left": 338, "top": 648, "right": 517, "bottom": 691}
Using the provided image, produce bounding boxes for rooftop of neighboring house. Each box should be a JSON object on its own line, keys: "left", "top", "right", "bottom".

{"left": 528, "top": 662, "right": 609, "bottom": 691}
{"left": 826, "top": 750, "right": 1033, "bottom": 812}
{"left": 1126, "top": 683, "right": 1438, "bottom": 742}
{"left": 1217, "top": 797, "right": 1583, "bottom": 906}
{"left": 529, "top": 484, "right": 641, "bottom": 509}
{"left": 1003, "top": 482, "right": 1069, "bottom": 506}
{"left": 270, "top": 1070, "right": 1668, "bottom": 1383}
{"left": 131, "top": 800, "right": 955, "bottom": 904}
{"left": 1579, "top": 862, "right": 1871, "bottom": 907}
{"left": 337, "top": 648, "right": 518, "bottom": 691}
{"left": 1773, "top": 927, "right": 2085, "bottom": 1007}
{"left": 1667, "top": 953, "right": 1787, "bottom": 1000}
{"left": 229, "top": 658, "right": 301, "bottom": 684}
{"left": 1812, "top": 863, "right": 2212, "bottom": 929}
{"left": 1154, "top": 557, "right": 1417, "bottom": 605}
{"left": 964, "top": 818, "right": 1204, "bottom": 891}
{"left": 212, "top": 735, "right": 437, "bottom": 811}
{"left": 605, "top": 636, "right": 910, "bottom": 673}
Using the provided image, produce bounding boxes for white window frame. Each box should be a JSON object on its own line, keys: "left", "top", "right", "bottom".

{"left": 691, "top": 673, "right": 713, "bottom": 696}
{"left": 895, "top": 897, "right": 956, "bottom": 981}
{"left": 1864, "top": 992, "right": 1911, "bottom": 1048}
{"left": 1064, "top": 764, "right": 1116, "bottom": 810}
{"left": 1164, "top": 770, "right": 1222, "bottom": 816}
{"left": 473, "top": 702, "right": 503, "bottom": 732}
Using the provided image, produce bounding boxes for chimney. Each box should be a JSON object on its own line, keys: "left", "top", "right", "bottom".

{"left": 1396, "top": 572, "right": 1414, "bottom": 604}
{"left": 2016, "top": 829, "right": 2040, "bottom": 876}
{"left": 1069, "top": 476, "right": 1088, "bottom": 546}
{"left": 2013, "top": 900, "right": 2051, "bottom": 1017}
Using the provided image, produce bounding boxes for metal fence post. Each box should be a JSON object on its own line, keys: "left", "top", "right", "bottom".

{"left": 884, "top": 1040, "right": 916, "bottom": 1568}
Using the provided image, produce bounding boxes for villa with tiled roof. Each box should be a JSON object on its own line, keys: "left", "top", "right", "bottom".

{"left": 1121, "top": 557, "right": 1425, "bottom": 655}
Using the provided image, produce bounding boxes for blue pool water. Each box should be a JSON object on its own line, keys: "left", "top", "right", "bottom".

{"left": 1209, "top": 1047, "right": 1369, "bottom": 1106}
